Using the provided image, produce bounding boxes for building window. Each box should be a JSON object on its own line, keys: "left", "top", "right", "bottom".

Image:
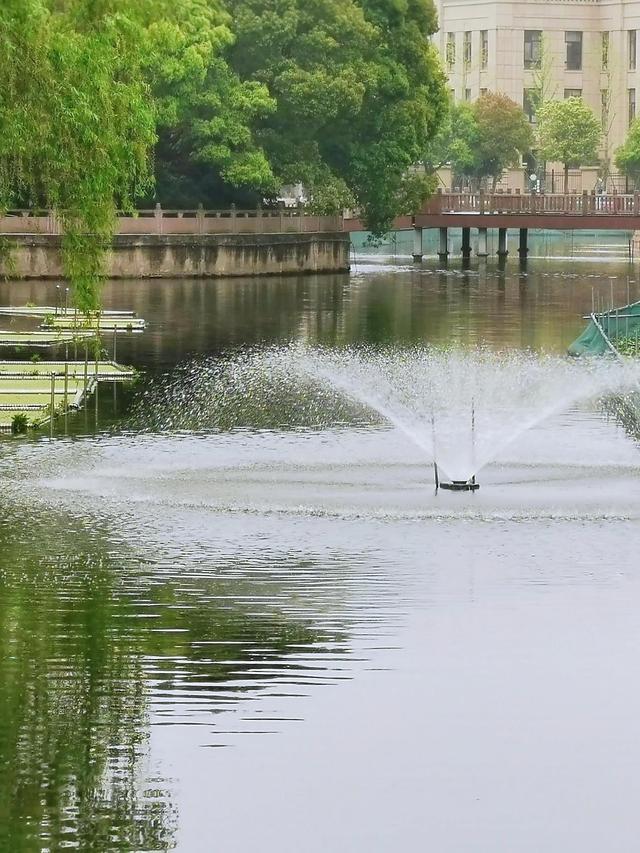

{"left": 565, "top": 31, "right": 582, "bottom": 71}
{"left": 629, "top": 88, "right": 636, "bottom": 125}
{"left": 601, "top": 89, "right": 610, "bottom": 131}
{"left": 463, "top": 31, "right": 472, "bottom": 67}
{"left": 564, "top": 88, "right": 582, "bottom": 99}
{"left": 523, "top": 89, "right": 537, "bottom": 124}
{"left": 524, "top": 30, "right": 542, "bottom": 69}
{"left": 602, "top": 32, "right": 609, "bottom": 70}
{"left": 630, "top": 31, "right": 637, "bottom": 71}
{"left": 464, "top": 88, "right": 472, "bottom": 102}
{"left": 480, "top": 88, "right": 488, "bottom": 97}
{"left": 446, "top": 33, "right": 456, "bottom": 69}
{"left": 480, "top": 31, "right": 489, "bottom": 69}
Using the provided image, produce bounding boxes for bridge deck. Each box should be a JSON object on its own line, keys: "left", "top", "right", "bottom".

{"left": 344, "top": 192, "right": 640, "bottom": 233}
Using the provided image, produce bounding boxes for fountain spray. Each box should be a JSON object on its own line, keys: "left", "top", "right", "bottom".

{"left": 439, "top": 398, "right": 480, "bottom": 492}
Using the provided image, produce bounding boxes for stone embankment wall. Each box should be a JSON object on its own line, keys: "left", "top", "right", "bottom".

{"left": 0, "top": 233, "right": 351, "bottom": 279}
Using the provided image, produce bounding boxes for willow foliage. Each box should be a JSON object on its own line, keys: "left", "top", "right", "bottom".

{"left": 0, "top": 1, "right": 155, "bottom": 310}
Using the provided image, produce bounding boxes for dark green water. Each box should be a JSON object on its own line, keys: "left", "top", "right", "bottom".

{"left": 1, "top": 244, "right": 640, "bottom": 852}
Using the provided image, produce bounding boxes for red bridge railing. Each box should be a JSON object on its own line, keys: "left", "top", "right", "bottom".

{"left": 422, "top": 191, "right": 640, "bottom": 216}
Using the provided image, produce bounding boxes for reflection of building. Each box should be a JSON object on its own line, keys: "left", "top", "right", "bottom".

{"left": 434, "top": 0, "right": 640, "bottom": 190}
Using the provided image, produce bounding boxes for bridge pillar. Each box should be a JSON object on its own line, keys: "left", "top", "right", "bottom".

{"left": 477, "top": 227, "right": 488, "bottom": 257}
{"left": 518, "top": 228, "right": 529, "bottom": 259}
{"left": 461, "top": 227, "right": 471, "bottom": 259}
{"left": 497, "top": 228, "right": 508, "bottom": 257}
{"left": 438, "top": 227, "right": 449, "bottom": 261}
{"left": 412, "top": 226, "right": 423, "bottom": 262}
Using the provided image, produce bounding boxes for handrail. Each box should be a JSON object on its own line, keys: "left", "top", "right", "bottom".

{"left": 0, "top": 207, "right": 345, "bottom": 236}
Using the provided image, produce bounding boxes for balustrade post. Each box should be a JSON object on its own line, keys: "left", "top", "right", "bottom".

{"left": 634, "top": 192, "right": 640, "bottom": 216}
{"left": 298, "top": 202, "right": 304, "bottom": 233}
{"left": 154, "top": 203, "right": 163, "bottom": 235}
{"left": 479, "top": 189, "right": 485, "bottom": 214}
{"left": 582, "top": 190, "right": 588, "bottom": 216}
{"left": 257, "top": 202, "right": 263, "bottom": 234}
{"left": 197, "top": 203, "right": 204, "bottom": 235}
{"left": 230, "top": 203, "right": 237, "bottom": 234}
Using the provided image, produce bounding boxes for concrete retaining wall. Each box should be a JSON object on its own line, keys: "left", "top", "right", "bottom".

{"left": 0, "top": 232, "right": 351, "bottom": 279}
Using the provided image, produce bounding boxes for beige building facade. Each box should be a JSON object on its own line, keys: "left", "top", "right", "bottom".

{"left": 434, "top": 0, "right": 640, "bottom": 189}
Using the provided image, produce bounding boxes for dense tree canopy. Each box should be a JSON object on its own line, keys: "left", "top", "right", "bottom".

{"left": 472, "top": 92, "right": 533, "bottom": 188}
{"left": 423, "top": 100, "right": 478, "bottom": 176}
{"left": 424, "top": 92, "right": 532, "bottom": 189}
{"left": 226, "top": 0, "right": 447, "bottom": 231}
{"left": 0, "top": 0, "right": 447, "bottom": 306}
{"left": 615, "top": 118, "right": 640, "bottom": 182}
{"left": 0, "top": 0, "right": 156, "bottom": 309}
{"left": 537, "top": 97, "right": 601, "bottom": 192}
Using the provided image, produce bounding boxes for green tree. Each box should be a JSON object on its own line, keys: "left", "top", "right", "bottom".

{"left": 614, "top": 117, "right": 640, "bottom": 184}
{"left": 536, "top": 97, "right": 601, "bottom": 192}
{"left": 471, "top": 92, "right": 533, "bottom": 189}
{"left": 59, "top": 0, "right": 278, "bottom": 207}
{"left": 423, "top": 99, "right": 478, "bottom": 180}
{"left": 0, "top": 1, "right": 156, "bottom": 311}
{"left": 227, "top": 0, "right": 448, "bottom": 233}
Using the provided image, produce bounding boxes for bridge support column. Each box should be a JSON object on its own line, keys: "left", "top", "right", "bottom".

{"left": 412, "top": 226, "right": 423, "bottom": 262}
{"left": 461, "top": 227, "right": 471, "bottom": 259}
{"left": 518, "top": 228, "right": 529, "bottom": 259}
{"left": 438, "top": 227, "right": 449, "bottom": 261}
{"left": 477, "top": 227, "right": 488, "bottom": 257}
{"left": 497, "top": 228, "right": 508, "bottom": 257}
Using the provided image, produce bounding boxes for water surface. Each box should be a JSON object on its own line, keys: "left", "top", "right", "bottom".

{"left": 1, "top": 244, "right": 640, "bottom": 851}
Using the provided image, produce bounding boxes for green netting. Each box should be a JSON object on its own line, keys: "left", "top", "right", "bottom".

{"left": 568, "top": 300, "right": 640, "bottom": 356}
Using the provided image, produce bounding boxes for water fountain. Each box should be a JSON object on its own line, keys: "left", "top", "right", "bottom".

{"left": 130, "top": 345, "right": 640, "bottom": 494}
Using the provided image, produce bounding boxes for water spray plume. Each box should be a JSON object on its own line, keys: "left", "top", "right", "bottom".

{"left": 128, "top": 344, "right": 640, "bottom": 485}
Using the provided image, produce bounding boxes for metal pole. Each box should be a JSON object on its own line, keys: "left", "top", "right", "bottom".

{"left": 471, "top": 397, "right": 476, "bottom": 483}
{"left": 431, "top": 412, "right": 439, "bottom": 494}
{"left": 113, "top": 327, "right": 117, "bottom": 363}
{"left": 49, "top": 372, "right": 55, "bottom": 435}
{"left": 83, "top": 341, "right": 89, "bottom": 402}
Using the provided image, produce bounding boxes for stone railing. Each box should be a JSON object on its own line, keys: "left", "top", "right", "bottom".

{"left": 0, "top": 206, "right": 345, "bottom": 236}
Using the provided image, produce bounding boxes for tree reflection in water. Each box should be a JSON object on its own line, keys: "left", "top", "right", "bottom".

{"left": 0, "top": 504, "right": 344, "bottom": 851}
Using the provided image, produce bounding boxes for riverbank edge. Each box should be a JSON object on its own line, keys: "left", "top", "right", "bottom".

{"left": 0, "top": 232, "right": 351, "bottom": 279}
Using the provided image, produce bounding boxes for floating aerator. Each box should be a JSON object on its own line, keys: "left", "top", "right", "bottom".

{"left": 440, "top": 479, "right": 479, "bottom": 492}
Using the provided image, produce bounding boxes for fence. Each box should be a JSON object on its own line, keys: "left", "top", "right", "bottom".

{"left": 0, "top": 207, "right": 345, "bottom": 236}
{"left": 424, "top": 191, "right": 640, "bottom": 216}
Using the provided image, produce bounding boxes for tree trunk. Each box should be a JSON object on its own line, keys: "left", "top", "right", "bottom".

{"left": 564, "top": 163, "right": 569, "bottom": 194}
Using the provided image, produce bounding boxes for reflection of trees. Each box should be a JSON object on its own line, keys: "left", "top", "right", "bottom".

{"left": 0, "top": 510, "right": 177, "bottom": 852}
{"left": 0, "top": 507, "right": 347, "bottom": 849}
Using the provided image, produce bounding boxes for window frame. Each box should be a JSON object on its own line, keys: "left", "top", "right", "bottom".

{"left": 446, "top": 32, "right": 456, "bottom": 69}
{"left": 565, "top": 31, "right": 583, "bottom": 71}
{"left": 463, "top": 31, "right": 472, "bottom": 68}
{"left": 480, "top": 30, "right": 489, "bottom": 69}
{"left": 524, "top": 30, "right": 542, "bottom": 70}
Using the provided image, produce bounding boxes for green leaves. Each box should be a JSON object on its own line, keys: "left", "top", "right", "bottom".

{"left": 0, "top": 0, "right": 449, "bottom": 296}
{"left": 0, "top": 1, "right": 156, "bottom": 311}
{"left": 424, "top": 92, "right": 532, "bottom": 188}
{"left": 227, "top": 0, "right": 447, "bottom": 234}
{"left": 537, "top": 97, "right": 601, "bottom": 170}
{"left": 615, "top": 118, "right": 640, "bottom": 181}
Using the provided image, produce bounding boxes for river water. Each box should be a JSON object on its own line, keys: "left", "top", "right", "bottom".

{"left": 1, "top": 234, "right": 640, "bottom": 852}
